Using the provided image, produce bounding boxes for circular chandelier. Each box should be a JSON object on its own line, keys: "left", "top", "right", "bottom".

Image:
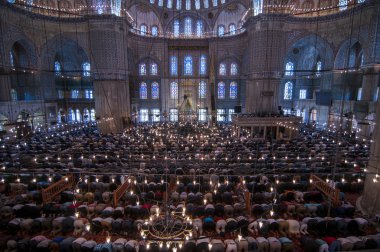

{"left": 140, "top": 207, "right": 193, "bottom": 241}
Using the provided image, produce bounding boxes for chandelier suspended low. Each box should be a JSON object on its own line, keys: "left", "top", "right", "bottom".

{"left": 140, "top": 207, "right": 193, "bottom": 241}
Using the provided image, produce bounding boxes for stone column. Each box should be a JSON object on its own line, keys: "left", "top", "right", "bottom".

{"left": 89, "top": 19, "right": 130, "bottom": 133}
{"left": 355, "top": 66, "right": 380, "bottom": 138}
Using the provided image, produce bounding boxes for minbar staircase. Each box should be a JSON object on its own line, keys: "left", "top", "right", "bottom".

{"left": 41, "top": 174, "right": 76, "bottom": 203}
{"left": 310, "top": 174, "right": 341, "bottom": 207}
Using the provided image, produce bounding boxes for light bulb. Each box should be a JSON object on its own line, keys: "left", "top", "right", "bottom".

{"left": 75, "top": 212, "right": 79, "bottom": 218}
{"left": 259, "top": 222, "right": 263, "bottom": 228}
{"left": 85, "top": 224, "right": 90, "bottom": 232}
{"left": 204, "top": 199, "right": 207, "bottom": 205}
{"left": 208, "top": 243, "right": 212, "bottom": 250}
{"left": 270, "top": 210, "right": 274, "bottom": 216}
{"left": 238, "top": 234, "right": 242, "bottom": 241}
{"left": 106, "top": 236, "right": 111, "bottom": 243}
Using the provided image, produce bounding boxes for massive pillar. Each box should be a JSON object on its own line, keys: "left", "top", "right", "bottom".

{"left": 355, "top": 66, "right": 379, "bottom": 138}
{"left": 89, "top": 18, "right": 130, "bottom": 133}
{"left": 359, "top": 87, "right": 380, "bottom": 216}
{"left": 244, "top": 18, "right": 286, "bottom": 115}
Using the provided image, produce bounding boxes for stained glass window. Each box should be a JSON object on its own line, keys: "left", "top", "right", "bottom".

{"left": 218, "top": 82, "right": 225, "bottom": 99}
{"left": 186, "top": 0, "right": 191, "bottom": 9}
{"left": 170, "top": 109, "right": 178, "bottom": 122}
{"left": 170, "top": 56, "right": 178, "bottom": 75}
{"left": 90, "top": 109, "right": 95, "bottom": 121}
{"left": 140, "top": 24, "right": 147, "bottom": 35}
{"left": 151, "top": 109, "right": 160, "bottom": 122}
{"left": 173, "top": 20, "right": 180, "bottom": 37}
{"left": 170, "top": 82, "right": 178, "bottom": 99}
{"left": 219, "top": 63, "right": 226, "bottom": 75}
{"left": 357, "top": 0, "right": 365, "bottom": 3}
{"left": 139, "top": 63, "right": 146, "bottom": 75}
{"left": 228, "top": 108, "right": 234, "bottom": 122}
{"left": 316, "top": 61, "right": 322, "bottom": 76}
{"left": 230, "top": 82, "right": 237, "bottom": 99}
{"left": 10, "top": 51, "right": 14, "bottom": 67}
{"left": 195, "top": 0, "right": 200, "bottom": 9}
{"left": 82, "top": 62, "right": 90, "bottom": 77}
{"left": 10, "top": 89, "right": 17, "bottom": 101}
{"left": 176, "top": 0, "right": 181, "bottom": 10}
{"left": 199, "top": 81, "right": 207, "bottom": 98}
{"left": 284, "top": 82, "right": 293, "bottom": 100}
{"left": 285, "top": 62, "right": 294, "bottom": 76}
{"left": 196, "top": 20, "right": 203, "bottom": 37}
{"left": 68, "top": 109, "right": 75, "bottom": 122}
{"left": 200, "top": 55, "right": 207, "bottom": 75}
{"left": 213, "top": 0, "right": 217, "bottom": 7}
{"left": 254, "top": 0, "right": 263, "bottom": 16}
{"left": 217, "top": 109, "right": 225, "bottom": 122}
{"left": 203, "top": 0, "right": 209, "bottom": 8}
{"left": 218, "top": 25, "right": 225, "bottom": 36}
{"left": 55, "top": 61, "right": 61, "bottom": 76}
{"left": 151, "top": 26, "right": 158, "bottom": 36}
{"left": 140, "top": 109, "right": 149, "bottom": 122}
{"left": 71, "top": 90, "right": 80, "bottom": 99}
{"left": 140, "top": 82, "right": 148, "bottom": 99}
{"left": 198, "top": 108, "right": 207, "bottom": 121}
{"left": 299, "top": 89, "right": 306, "bottom": 99}
{"left": 184, "top": 17, "right": 192, "bottom": 36}
{"left": 184, "top": 55, "right": 193, "bottom": 75}
{"left": 151, "top": 63, "right": 158, "bottom": 75}
{"left": 167, "top": 0, "right": 173, "bottom": 8}
{"left": 158, "top": 0, "right": 163, "bottom": 6}
{"left": 230, "top": 63, "right": 238, "bottom": 75}
{"left": 76, "top": 109, "right": 82, "bottom": 122}
{"left": 339, "top": 0, "right": 348, "bottom": 10}
{"left": 150, "top": 0, "right": 154, "bottom": 3}
{"left": 152, "top": 82, "right": 159, "bottom": 99}
{"left": 83, "top": 109, "right": 90, "bottom": 123}
{"left": 229, "top": 24, "right": 236, "bottom": 35}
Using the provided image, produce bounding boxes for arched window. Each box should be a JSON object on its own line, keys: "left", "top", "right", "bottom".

{"left": 140, "top": 82, "right": 148, "bottom": 99}
{"left": 230, "top": 82, "right": 238, "bottom": 99}
{"left": 217, "top": 82, "right": 225, "bottom": 99}
{"left": 167, "top": 0, "right": 173, "bottom": 8}
{"left": 152, "top": 82, "right": 159, "bottom": 99}
{"left": 316, "top": 61, "right": 322, "bottom": 76}
{"left": 196, "top": 20, "right": 203, "bottom": 37}
{"left": 195, "top": 0, "right": 200, "bottom": 9}
{"left": 9, "top": 51, "right": 14, "bottom": 67}
{"left": 82, "top": 62, "right": 90, "bottom": 77}
{"left": 68, "top": 109, "right": 75, "bottom": 122}
{"left": 90, "top": 109, "right": 96, "bottom": 121}
{"left": 173, "top": 20, "right": 180, "bottom": 37}
{"left": 218, "top": 25, "right": 225, "bottom": 36}
{"left": 184, "top": 17, "right": 192, "bottom": 36}
{"left": 229, "top": 24, "right": 236, "bottom": 35}
{"left": 203, "top": 0, "right": 209, "bottom": 8}
{"left": 7, "top": 0, "right": 16, "bottom": 3}
{"left": 284, "top": 82, "right": 293, "bottom": 100}
{"left": 83, "top": 109, "right": 90, "bottom": 123}
{"left": 54, "top": 61, "right": 61, "bottom": 76}
{"left": 339, "top": 0, "right": 348, "bottom": 10}
{"left": 219, "top": 63, "right": 226, "bottom": 75}
{"left": 200, "top": 55, "right": 207, "bottom": 75}
{"left": 140, "top": 24, "right": 147, "bottom": 35}
{"left": 170, "top": 82, "right": 178, "bottom": 99}
{"left": 150, "top": 0, "right": 155, "bottom": 3}
{"left": 176, "top": 0, "right": 182, "bottom": 10}
{"left": 199, "top": 81, "right": 207, "bottom": 98}
{"left": 170, "top": 56, "right": 178, "bottom": 75}
{"left": 158, "top": 0, "right": 163, "bottom": 6}
{"left": 285, "top": 62, "right": 294, "bottom": 76}
{"left": 150, "top": 63, "right": 158, "bottom": 75}
{"left": 10, "top": 89, "right": 17, "bottom": 101}
{"left": 151, "top": 26, "right": 158, "bottom": 36}
{"left": 75, "top": 109, "right": 82, "bottom": 122}
{"left": 213, "top": 0, "right": 217, "bottom": 7}
{"left": 230, "top": 63, "right": 238, "bottom": 75}
{"left": 253, "top": 0, "right": 263, "bottom": 16}
{"left": 357, "top": 0, "right": 365, "bottom": 3}
{"left": 139, "top": 63, "right": 146, "bottom": 75}
{"left": 184, "top": 55, "right": 193, "bottom": 75}
{"left": 186, "top": 0, "right": 191, "bottom": 10}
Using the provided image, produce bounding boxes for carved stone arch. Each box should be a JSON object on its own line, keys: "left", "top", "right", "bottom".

{"left": 212, "top": 2, "right": 247, "bottom": 31}
{"left": 5, "top": 26, "right": 38, "bottom": 67}
{"left": 39, "top": 34, "right": 91, "bottom": 71}
{"left": 127, "top": 1, "right": 164, "bottom": 32}
{"left": 334, "top": 37, "right": 365, "bottom": 69}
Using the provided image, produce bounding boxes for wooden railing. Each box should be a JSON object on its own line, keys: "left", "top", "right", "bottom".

{"left": 113, "top": 176, "right": 130, "bottom": 207}
{"left": 310, "top": 174, "right": 341, "bottom": 207}
{"left": 41, "top": 174, "right": 76, "bottom": 203}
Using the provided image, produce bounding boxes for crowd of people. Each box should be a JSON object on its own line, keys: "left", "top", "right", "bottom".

{"left": 0, "top": 121, "right": 377, "bottom": 252}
